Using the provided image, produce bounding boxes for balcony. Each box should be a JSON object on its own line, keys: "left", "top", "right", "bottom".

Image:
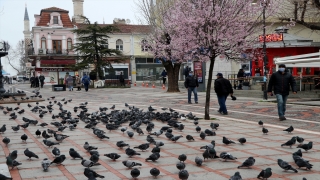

{"left": 28, "top": 49, "right": 75, "bottom": 56}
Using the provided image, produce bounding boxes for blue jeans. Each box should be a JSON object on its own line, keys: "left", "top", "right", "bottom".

{"left": 188, "top": 87, "right": 198, "bottom": 103}
{"left": 84, "top": 84, "right": 89, "bottom": 91}
{"left": 275, "top": 94, "right": 288, "bottom": 117}
{"left": 217, "top": 95, "right": 228, "bottom": 113}
{"left": 69, "top": 86, "right": 73, "bottom": 91}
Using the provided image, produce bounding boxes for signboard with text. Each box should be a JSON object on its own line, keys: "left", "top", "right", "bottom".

{"left": 258, "top": 33, "right": 283, "bottom": 42}
{"left": 35, "top": 68, "right": 73, "bottom": 72}
{"left": 193, "top": 62, "right": 203, "bottom": 83}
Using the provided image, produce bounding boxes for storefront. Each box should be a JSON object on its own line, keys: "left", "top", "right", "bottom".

{"left": 135, "top": 58, "right": 163, "bottom": 81}
{"left": 35, "top": 68, "right": 76, "bottom": 85}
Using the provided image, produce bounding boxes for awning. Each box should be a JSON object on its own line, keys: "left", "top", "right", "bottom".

{"left": 41, "top": 60, "right": 76, "bottom": 65}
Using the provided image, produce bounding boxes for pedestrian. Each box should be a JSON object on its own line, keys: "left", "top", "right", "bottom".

{"left": 214, "top": 73, "right": 233, "bottom": 115}
{"left": 66, "top": 75, "right": 74, "bottom": 91}
{"left": 267, "top": 64, "right": 297, "bottom": 121}
{"left": 34, "top": 76, "right": 40, "bottom": 87}
{"left": 237, "top": 69, "right": 245, "bottom": 90}
{"left": 82, "top": 73, "right": 91, "bottom": 92}
{"left": 30, "top": 76, "right": 35, "bottom": 88}
{"left": 184, "top": 71, "right": 199, "bottom": 104}
{"left": 161, "top": 69, "right": 167, "bottom": 85}
{"left": 119, "top": 72, "right": 125, "bottom": 86}
{"left": 76, "top": 75, "right": 82, "bottom": 91}
{"left": 39, "top": 73, "right": 45, "bottom": 88}
{"left": 184, "top": 66, "right": 191, "bottom": 78}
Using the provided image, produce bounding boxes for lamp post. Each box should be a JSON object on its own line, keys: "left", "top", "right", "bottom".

{"left": 261, "top": 0, "right": 269, "bottom": 100}
{"left": 0, "top": 41, "right": 9, "bottom": 94}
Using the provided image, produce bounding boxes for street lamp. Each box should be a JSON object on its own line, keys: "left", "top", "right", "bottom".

{"left": 0, "top": 41, "right": 10, "bottom": 94}
{"left": 261, "top": 0, "right": 269, "bottom": 100}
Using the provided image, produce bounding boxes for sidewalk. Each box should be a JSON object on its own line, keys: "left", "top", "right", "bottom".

{"left": 0, "top": 84, "right": 319, "bottom": 179}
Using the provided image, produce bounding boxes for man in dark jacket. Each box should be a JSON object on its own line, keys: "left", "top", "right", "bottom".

{"left": 267, "top": 64, "right": 297, "bottom": 121}
{"left": 82, "top": 74, "right": 91, "bottom": 92}
{"left": 39, "top": 73, "right": 45, "bottom": 88}
{"left": 214, "top": 73, "right": 233, "bottom": 115}
{"left": 184, "top": 71, "right": 199, "bottom": 104}
{"left": 119, "top": 72, "right": 125, "bottom": 86}
{"left": 237, "top": 69, "right": 245, "bottom": 90}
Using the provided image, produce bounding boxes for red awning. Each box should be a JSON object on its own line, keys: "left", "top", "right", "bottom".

{"left": 41, "top": 60, "right": 76, "bottom": 65}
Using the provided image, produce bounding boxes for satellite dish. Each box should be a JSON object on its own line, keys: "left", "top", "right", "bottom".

{"left": 126, "top": 19, "right": 131, "bottom": 24}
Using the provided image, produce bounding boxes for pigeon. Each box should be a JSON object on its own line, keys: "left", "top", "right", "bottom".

{"left": 2, "top": 137, "right": 10, "bottom": 146}
{"left": 200, "top": 131, "right": 206, "bottom": 139}
{"left": 0, "top": 124, "right": 6, "bottom": 133}
{"left": 69, "top": 148, "right": 83, "bottom": 159}
{"left": 171, "top": 135, "right": 183, "bottom": 142}
{"left": 38, "top": 123, "right": 48, "bottom": 127}
{"left": 6, "top": 156, "right": 22, "bottom": 169}
{"left": 9, "top": 150, "right": 18, "bottom": 160}
{"left": 222, "top": 137, "right": 235, "bottom": 145}
{"left": 54, "top": 133, "right": 69, "bottom": 142}
{"left": 104, "top": 153, "right": 121, "bottom": 161}
{"left": 52, "top": 147, "right": 61, "bottom": 157}
{"left": 152, "top": 130, "right": 163, "bottom": 137}
{"left": 35, "top": 129, "right": 41, "bottom": 137}
{"left": 238, "top": 157, "right": 255, "bottom": 168}
{"left": 136, "top": 127, "right": 144, "bottom": 135}
{"left": 134, "top": 143, "right": 150, "bottom": 151}
{"left": 81, "top": 159, "right": 100, "bottom": 168}
{"left": 220, "top": 152, "right": 237, "bottom": 161}
{"left": 122, "top": 160, "right": 142, "bottom": 168}
{"left": 84, "top": 142, "right": 98, "bottom": 151}
{"left": 41, "top": 158, "right": 51, "bottom": 171}
{"left": 204, "top": 129, "right": 216, "bottom": 136}
{"left": 21, "top": 134, "right": 28, "bottom": 143}
{"left": 293, "top": 156, "right": 313, "bottom": 170}
{"left": 277, "top": 159, "right": 298, "bottom": 173}
{"left": 42, "top": 130, "right": 52, "bottom": 139}
{"left": 196, "top": 126, "right": 201, "bottom": 132}
{"left": 24, "top": 148, "right": 39, "bottom": 160}
{"left": 195, "top": 156, "right": 203, "bottom": 166}
{"left": 283, "top": 125, "right": 294, "bottom": 133}
{"left": 262, "top": 127, "right": 268, "bottom": 134}
{"left": 257, "top": 168, "right": 272, "bottom": 179}
{"left": 293, "top": 149, "right": 303, "bottom": 157}
{"left": 186, "top": 135, "right": 194, "bottom": 141}
{"left": 11, "top": 125, "right": 20, "bottom": 132}
{"left": 154, "top": 141, "right": 164, "bottom": 147}
{"left": 145, "top": 152, "right": 160, "bottom": 162}
{"left": 127, "top": 131, "right": 134, "bottom": 138}
{"left": 281, "top": 137, "right": 297, "bottom": 148}
{"left": 116, "top": 141, "right": 129, "bottom": 149}
{"left": 150, "top": 167, "right": 160, "bottom": 178}
{"left": 90, "top": 154, "right": 100, "bottom": 164}
{"left": 258, "top": 120, "right": 263, "bottom": 126}
{"left": 125, "top": 147, "right": 141, "bottom": 157}
{"left": 296, "top": 136, "right": 304, "bottom": 144}
{"left": 43, "top": 139, "right": 60, "bottom": 148}
{"left": 151, "top": 146, "right": 161, "bottom": 153}
{"left": 121, "top": 127, "right": 127, "bottom": 133}
{"left": 178, "top": 154, "right": 187, "bottom": 162}
{"left": 20, "top": 123, "right": 29, "bottom": 129}
{"left": 238, "top": 138, "right": 246, "bottom": 144}
{"left": 176, "top": 162, "right": 185, "bottom": 171}
{"left": 297, "top": 142, "right": 313, "bottom": 151}
{"left": 50, "top": 155, "right": 66, "bottom": 165}
{"left": 131, "top": 168, "right": 140, "bottom": 179}
{"left": 178, "top": 170, "right": 189, "bottom": 180}
{"left": 84, "top": 168, "right": 105, "bottom": 179}
{"left": 229, "top": 172, "right": 242, "bottom": 180}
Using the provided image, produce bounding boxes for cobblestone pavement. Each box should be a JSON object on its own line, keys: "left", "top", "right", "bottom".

{"left": 0, "top": 84, "right": 319, "bottom": 180}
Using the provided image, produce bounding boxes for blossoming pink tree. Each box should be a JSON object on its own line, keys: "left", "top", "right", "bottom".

{"left": 149, "top": 0, "right": 281, "bottom": 119}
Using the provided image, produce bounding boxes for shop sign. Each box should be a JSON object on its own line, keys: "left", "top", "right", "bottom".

{"left": 194, "top": 62, "right": 203, "bottom": 83}
{"left": 258, "top": 33, "right": 283, "bottom": 42}
{"left": 35, "top": 68, "right": 72, "bottom": 72}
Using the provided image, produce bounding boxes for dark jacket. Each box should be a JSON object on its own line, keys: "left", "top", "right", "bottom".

{"left": 267, "top": 71, "right": 296, "bottom": 95}
{"left": 184, "top": 68, "right": 190, "bottom": 76}
{"left": 119, "top": 75, "right": 125, "bottom": 82}
{"left": 237, "top": 71, "right": 245, "bottom": 78}
{"left": 214, "top": 77, "right": 233, "bottom": 96}
{"left": 161, "top": 71, "right": 167, "bottom": 78}
{"left": 184, "top": 75, "right": 199, "bottom": 88}
{"left": 39, "top": 75, "right": 45, "bottom": 81}
{"left": 82, "top": 75, "right": 91, "bottom": 85}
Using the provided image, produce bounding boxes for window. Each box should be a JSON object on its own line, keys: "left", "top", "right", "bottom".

{"left": 67, "top": 38, "right": 72, "bottom": 50}
{"left": 116, "top": 39, "right": 123, "bottom": 51}
{"left": 141, "top": 39, "right": 148, "bottom": 52}
{"left": 52, "top": 40, "right": 62, "bottom": 54}
{"left": 101, "top": 39, "right": 108, "bottom": 49}
{"left": 53, "top": 16, "right": 58, "bottom": 24}
{"left": 41, "top": 37, "right": 46, "bottom": 49}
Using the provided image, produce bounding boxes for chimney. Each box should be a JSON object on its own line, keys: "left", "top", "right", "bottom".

{"left": 72, "top": 0, "right": 84, "bottom": 23}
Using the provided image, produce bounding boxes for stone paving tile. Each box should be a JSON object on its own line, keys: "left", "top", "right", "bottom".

{"left": 0, "top": 84, "right": 319, "bottom": 179}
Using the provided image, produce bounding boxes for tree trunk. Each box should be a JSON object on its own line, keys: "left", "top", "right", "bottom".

{"left": 163, "top": 61, "right": 180, "bottom": 92}
{"left": 204, "top": 56, "right": 215, "bottom": 120}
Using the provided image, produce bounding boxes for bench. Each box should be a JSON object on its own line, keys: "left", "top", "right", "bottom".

{"left": 52, "top": 85, "right": 66, "bottom": 91}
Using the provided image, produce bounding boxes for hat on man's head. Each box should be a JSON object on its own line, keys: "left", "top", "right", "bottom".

{"left": 216, "top": 73, "right": 223, "bottom": 77}
{"left": 279, "top": 64, "right": 286, "bottom": 68}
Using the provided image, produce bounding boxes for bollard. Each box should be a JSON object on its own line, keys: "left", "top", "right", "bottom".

{"left": 152, "top": 84, "right": 155, "bottom": 88}
{"left": 162, "top": 84, "right": 165, "bottom": 90}
{"left": 134, "top": 82, "right": 136, "bottom": 86}
{"left": 142, "top": 82, "right": 145, "bottom": 87}
{"left": 146, "top": 83, "right": 149, "bottom": 88}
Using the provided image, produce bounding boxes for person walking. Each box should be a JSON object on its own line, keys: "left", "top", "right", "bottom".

{"left": 39, "top": 73, "right": 45, "bottom": 88}
{"left": 66, "top": 75, "right": 74, "bottom": 91}
{"left": 75, "top": 75, "right": 82, "bottom": 91}
{"left": 214, "top": 73, "right": 233, "bottom": 115}
{"left": 34, "top": 76, "right": 40, "bottom": 88}
{"left": 184, "top": 71, "right": 199, "bottom": 104}
{"left": 237, "top": 69, "right": 245, "bottom": 90}
{"left": 184, "top": 66, "right": 190, "bottom": 78}
{"left": 161, "top": 69, "right": 167, "bottom": 85}
{"left": 30, "top": 76, "right": 35, "bottom": 88}
{"left": 82, "top": 73, "right": 91, "bottom": 92}
{"left": 119, "top": 72, "right": 125, "bottom": 86}
{"left": 267, "top": 64, "right": 297, "bottom": 121}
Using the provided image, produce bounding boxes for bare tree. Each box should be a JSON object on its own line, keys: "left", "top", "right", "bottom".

{"left": 3, "top": 41, "right": 26, "bottom": 75}
{"left": 276, "top": 0, "right": 320, "bottom": 31}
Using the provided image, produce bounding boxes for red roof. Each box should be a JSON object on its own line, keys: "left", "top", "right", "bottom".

{"left": 37, "top": 7, "right": 73, "bottom": 28}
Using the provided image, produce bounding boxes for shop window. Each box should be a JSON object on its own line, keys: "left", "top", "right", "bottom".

{"left": 41, "top": 37, "right": 46, "bottom": 49}
{"left": 67, "top": 38, "right": 72, "bottom": 50}
{"left": 116, "top": 39, "right": 123, "bottom": 51}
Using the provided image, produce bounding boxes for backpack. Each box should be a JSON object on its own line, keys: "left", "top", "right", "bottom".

{"left": 83, "top": 77, "right": 90, "bottom": 84}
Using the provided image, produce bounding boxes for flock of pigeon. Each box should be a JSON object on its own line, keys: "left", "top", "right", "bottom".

{"left": 0, "top": 89, "right": 316, "bottom": 180}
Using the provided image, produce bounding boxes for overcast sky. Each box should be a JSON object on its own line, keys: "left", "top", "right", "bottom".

{"left": 0, "top": 0, "right": 141, "bottom": 75}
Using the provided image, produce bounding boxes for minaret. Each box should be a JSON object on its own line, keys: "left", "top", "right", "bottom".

{"left": 72, "top": 0, "right": 84, "bottom": 23}
{"left": 23, "top": 4, "right": 31, "bottom": 67}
